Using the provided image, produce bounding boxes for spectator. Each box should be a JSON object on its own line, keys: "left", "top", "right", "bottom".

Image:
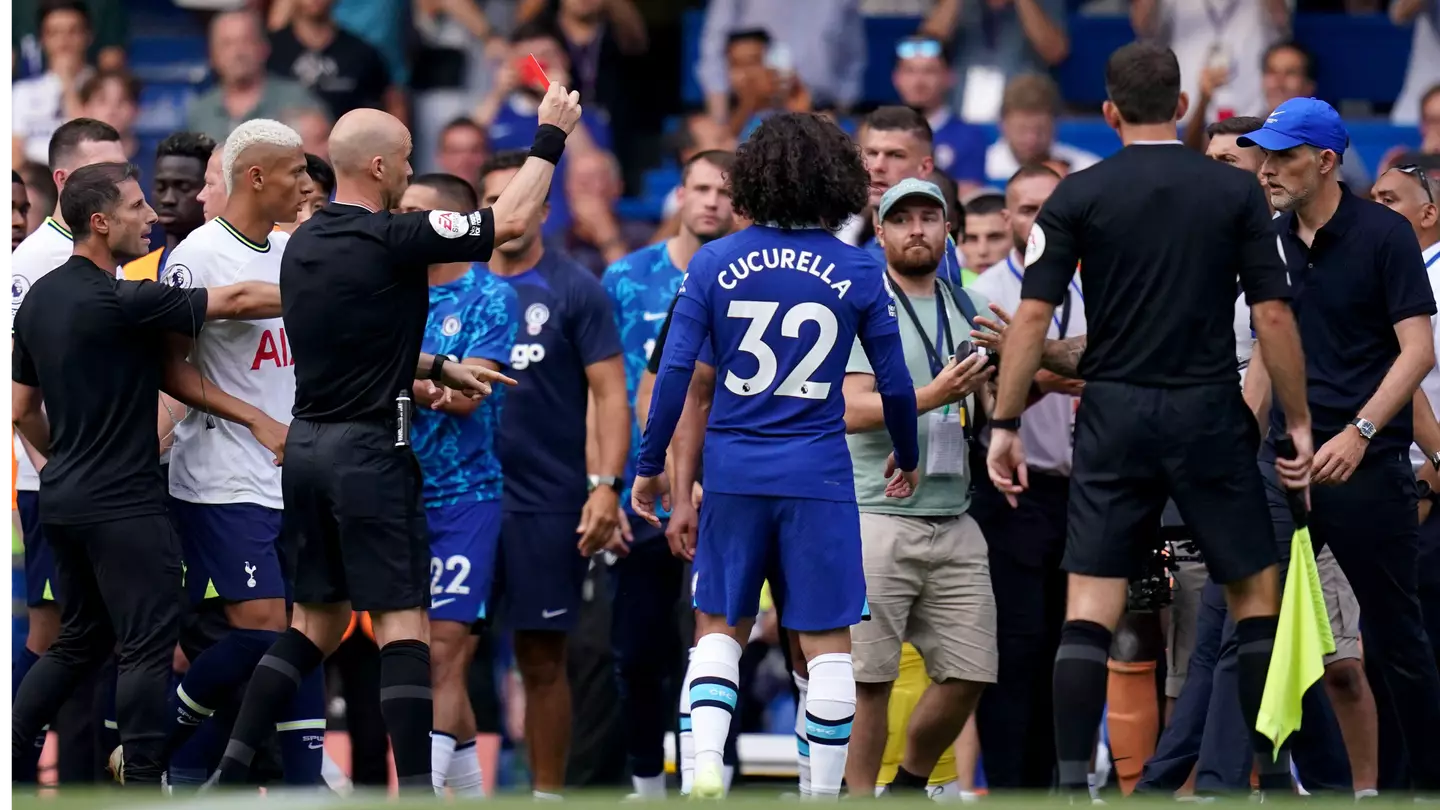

{"left": 892, "top": 36, "right": 987, "bottom": 190}
{"left": 1392, "top": 0, "right": 1440, "bottom": 126}
{"left": 985, "top": 74, "right": 1099, "bottom": 185}
{"left": 11, "top": 0, "right": 126, "bottom": 79}
{"left": 281, "top": 107, "right": 333, "bottom": 161}
{"left": 564, "top": 149, "right": 651, "bottom": 275}
{"left": 1131, "top": 0, "right": 1287, "bottom": 136}
{"left": 1380, "top": 85, "right": 1440, "bottom": 174}
{"left": 959, "top": 191, "right": 1008, "bottom": 273}
{"left": 652, "top": 114, "right": 738, "bottom": 242}
{"left": 921, "top": 0, "right": 1069, "bottom": 123}
{"left": 77, "top": 69, "right": 144, "bottom": 178}
{"left": 715, "top": 29, "right": 797, "bottom": 140}
{"left": 1258, "top": 40, "right": 1372, "bottom": 190}
{"left": 18, "top": 162, "right": 56, "bottom": 236}
{"left": 410, "top": 0, "right": 507, "bottom": 174}
{"left": 13, "top": 171, "right": 35, "bottom": 251}
{"left": 269, "top": 0, "right": 411, "bottom": 94}
{"left": 518, "top": 0, "right": 647, "bottom": 117}
{"left": 434, "top": 117, "right": 490, "bottom": 189}
{"left": 267, "top": 0, "right": 402, "bottom": 123}
{"left": 697, "top": 0, "right": 866, "bottom": 123}
{"left": 12, "top": 0, "right": 95, "bottom": 166}
{"left": 186, "top": 11, "right": 325, "bottom": 143}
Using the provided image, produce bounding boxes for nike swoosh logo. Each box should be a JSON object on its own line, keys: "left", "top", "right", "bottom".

{"left": 430, "top": 597, "right": 456, "bottom": 609}
{"left": 541, "top": 608, "right": 568, "bottom": 618}
{"left": 307, "top": 742, "right": 325, "bottom": 750}
{"left": 642, "top": 311, "right": 668, "bottom": 322}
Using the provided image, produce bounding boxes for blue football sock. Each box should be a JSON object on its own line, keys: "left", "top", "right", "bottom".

{"left": 276, "top": 666, "right": 327, "bottom": 786}
{"left": 167, "top": 629, "right": 278, "bottom": 757}
{"left": 168, "top": 718, "right": 226, "bottom": 786}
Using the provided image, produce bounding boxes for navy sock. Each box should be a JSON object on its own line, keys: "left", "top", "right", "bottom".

{"left": 379, "top": 640, "right": 434, "bottom": 794}
{"left": 167, "top": 629, "right": 278, "bottom": 760}
{"left": 1236, "top": 616, "right": 1292, "bottom": 791}
{"left": 276, "top": 665, "right": 327, "bottom": 785}
{"left": 1053, "top": 620, "right": 1113, "bottom": 792}
{"left": 215, "top": 629, "right": 324, "bottom": 785}
{"left": 168, "top": 717, "right": 226, "bottom": 786}
{"left": 13, "top": 647, "right": 45, "bottom": 784}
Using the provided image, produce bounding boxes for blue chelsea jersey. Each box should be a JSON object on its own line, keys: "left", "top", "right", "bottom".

{"left": 601, "top": 242, "right": 685, "bottom": 510}
{"left": 412, "top": 267, "right": 520, "bottom": 507}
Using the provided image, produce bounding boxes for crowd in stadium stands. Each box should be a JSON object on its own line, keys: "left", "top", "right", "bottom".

{"left": 10, "top": 0, "right": 1440, "bottom": 798}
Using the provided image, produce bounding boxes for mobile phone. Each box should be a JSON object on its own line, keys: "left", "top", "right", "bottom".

{"left": 955, "top": 340, "right": 974, "bottom": 360}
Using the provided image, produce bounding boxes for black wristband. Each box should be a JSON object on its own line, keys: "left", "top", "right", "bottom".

{"left": 529, "top": 124, "right": 567, "bottom": 165}
{"left": 428, "top": 354, "right": 446, "bottom": 382}
{"left": 990, "top": 416, "right": 1022, "bottom": 431}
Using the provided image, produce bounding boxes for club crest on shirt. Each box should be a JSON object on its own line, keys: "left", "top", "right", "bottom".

{"left": 525, "top": 303, "right": 549, "bottom": 336}
{"left": 429, "top": 210, "right": 467, "bottom": 239}
{"left": 12, "top": 274, "right": 30, "bottom": 315}
{"left": 163, "top": 264, "right": 193, "bottom": 288}
{"left": 442, "top": 314, "right": 462, "bottom": 336}
{"left": 1024, "top": 224, "right": 1046, "bottom": 267}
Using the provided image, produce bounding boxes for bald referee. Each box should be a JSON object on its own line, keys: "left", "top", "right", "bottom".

{"left": 985, "top": 43, "right": 1314, "bottom": 797}
{"left": 204, "top": 83, "right": 583, "bottom": 793}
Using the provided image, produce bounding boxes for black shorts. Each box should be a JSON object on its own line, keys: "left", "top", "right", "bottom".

{"left": 1065, "top": 380, "right": 1276, "bottom": 584}
{"left": 284, "top": 418, "right": 429, "bottom": 612}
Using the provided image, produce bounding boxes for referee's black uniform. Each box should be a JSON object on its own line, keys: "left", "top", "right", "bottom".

{"left": 12, "top": 254, "right": 206, "bottom": 785}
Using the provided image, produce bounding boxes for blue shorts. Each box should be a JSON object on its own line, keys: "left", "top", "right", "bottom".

{"left": 695, "top": 492, "right": 866, "bottom": 632}
{"left": 17, "top": 491, "right": 56, "bottom": 606}
{"left": 494, "top": 511, "right": 589, "bottom": 632}
{"left": 169, "top": 499, "right": 287, "bottom": 603}
{"left": 427, "top": 500, "right": 502, "bottom": 623}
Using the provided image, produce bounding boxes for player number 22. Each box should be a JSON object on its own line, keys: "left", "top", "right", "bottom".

{"left": 725, "top": 300, "right": 837, "bottom": 399}
{"left": 430, "top": 555, "right": 471, "bottom": 596}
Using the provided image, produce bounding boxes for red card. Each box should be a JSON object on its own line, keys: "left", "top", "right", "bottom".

{"left": 519, "top": 53, "right": 550, "bottom": 90}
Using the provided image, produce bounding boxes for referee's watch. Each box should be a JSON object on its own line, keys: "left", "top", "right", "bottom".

{"left": 588, "top": 475, "right": 620, "bottom": 493}
{"left": 1349, "top": 417, "right": 1377, "bottom": 441}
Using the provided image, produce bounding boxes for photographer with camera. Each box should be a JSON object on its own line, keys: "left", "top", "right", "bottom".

{"left": 838, "top": 178, "right": 996, "bottom": 796}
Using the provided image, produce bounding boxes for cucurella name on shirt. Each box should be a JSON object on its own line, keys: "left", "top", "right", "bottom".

{"left": 715, "top": 248, "right": 853, "bottom": 299}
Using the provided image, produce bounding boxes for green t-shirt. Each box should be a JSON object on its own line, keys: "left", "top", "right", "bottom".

{"left": 846, "top": 283, "right": 990, "bottom": 517}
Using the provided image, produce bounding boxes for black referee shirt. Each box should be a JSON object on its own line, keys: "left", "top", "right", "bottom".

{"left": 282, "top": 203, "right": 496, "bottom": 422}
{"left": 11, "top": 256, "right": 208, "bottom": 525}
{"left": 1022, "top": 143, "right": 1292, "bottom": 387}
{"left": 1273, "top": 185, "right": 1436, "bottom": 453}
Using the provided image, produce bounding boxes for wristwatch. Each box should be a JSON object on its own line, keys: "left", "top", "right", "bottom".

{"left": 990, "top": 416, "right": 1022, "bottom": 432}
{"left": 1430, "top": 451, "right": 1440, "bottom": 472}
{"left": 1350, "top": 417, "right": 1377, "bottom": 440}
{"left": 588, "top": 475, "right": 620, "bottom": 493}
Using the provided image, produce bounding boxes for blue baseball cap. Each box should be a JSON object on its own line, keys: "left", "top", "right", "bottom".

{"left": 1236, "top": 97, "right": 1350, "bottom": 154}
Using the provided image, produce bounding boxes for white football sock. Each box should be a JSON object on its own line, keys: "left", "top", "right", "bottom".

{"left": 794, "top": 672, "right": 812, "bottom": 797}
{"left": 431, "top": 731, "right": 455, "bottom": 793}
{"left": 447, "top": 737, "right": 484, "bottom": 797}
{"left": 804, "top": 653, "right": 856, "bottom": 798}
{"left": 679, "top": 647, "right": 696, "bottom": 795}
{"left": 689, "top": 634, "right": 742, "bottom": 778}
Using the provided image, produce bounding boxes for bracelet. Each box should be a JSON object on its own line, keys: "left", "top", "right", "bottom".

{"left": 990, "top": 416, "right": 1022, "bottom": 432}
{"left": 429, "top": 354, "right": 446, "bottom": 382}
{"left": 529, "top": 124, "right": 567, "bottom": 165}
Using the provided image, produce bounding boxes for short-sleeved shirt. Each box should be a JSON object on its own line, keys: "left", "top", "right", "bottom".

{"left": 282, "top": 202, "right": 496, "bottom": 423}
{"left": 947, "top": 0, "right": 1068, "bottom": 120}
{"left": 1023, "top": 143, "right": 1291, "bottom": 387}
{"left": 601, "top": 242, "right": 686, "bottom": 509}
{"left": 185, "top": 78, "right": 325, "bottom": 143}
{"left": 11, "top": 217, "right": 75, "bottom": 493}
{"left": 847, "top": 281, "right": 988, "bottom": 516}
{"left": 12, "top": 256, "right": 207, "bottom": 525}
{"left": 495, "top": 251, "right": 622, "bottom": 513}
{"left": 1273, "top": 187, "right": 1437, "bottom": 455}
{"left": 267, "top": 26, "right": 391, "bottom": 120}
{"left": 413, "top": 267, "right": 519, "bottom": 507}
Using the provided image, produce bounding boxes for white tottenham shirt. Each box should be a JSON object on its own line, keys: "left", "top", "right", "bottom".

{"left": 12, "top": 218, "right": 77, "bottom": 491}
{"left": 1411, "top": 240, "right": 1440, "bottom": 472}
{"left": 971, "top": 249, "right": 1087, "bottom": 476}
{"left": 163, "top": 218, "right": 293, "bottom": 509}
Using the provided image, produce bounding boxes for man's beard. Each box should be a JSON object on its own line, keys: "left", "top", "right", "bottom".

{"left": 889, "top": 243, "right": 940, "bottom": 277}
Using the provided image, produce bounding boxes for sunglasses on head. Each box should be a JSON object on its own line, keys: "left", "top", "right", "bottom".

{"left": 896, "top": 39, "right": 943, "bottom": 61}
{"left": 1397, "top": 164, "right": 1436, "bottom": 205}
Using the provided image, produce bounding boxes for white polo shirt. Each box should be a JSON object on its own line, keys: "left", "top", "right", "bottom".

{"left": 970, "top": 249, "right": 1086, "bottom": 476}
{"left": 1410, "top": 239, "right": 1440, "bottom": 472}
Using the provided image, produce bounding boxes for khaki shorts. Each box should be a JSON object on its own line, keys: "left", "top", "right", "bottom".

{"left": 1165, "top": 555, "right": 1209, "bottom": 699}
{"left": 851, "top": 512, "right": 998, "bottom": 684}
{"left": 1317, "top": 545, "right": 1361, "bottom": 665}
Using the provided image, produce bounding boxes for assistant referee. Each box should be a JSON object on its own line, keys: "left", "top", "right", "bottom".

{"left": 205, "top": 84, "right": 583, "bottom": 794}
{"left": 984, "top": 43, "right": 1313, "bottom": 797}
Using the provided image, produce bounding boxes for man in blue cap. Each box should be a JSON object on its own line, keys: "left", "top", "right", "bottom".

{"left": 1241, "top": 95, "right": 1440, "bottom": 794}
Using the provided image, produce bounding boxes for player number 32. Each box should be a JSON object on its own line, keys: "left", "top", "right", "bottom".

{"left": 725, "top": 300, "right": 837, "bottom": 400}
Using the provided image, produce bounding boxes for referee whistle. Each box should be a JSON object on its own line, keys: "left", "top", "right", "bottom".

{"left": 395, "top": 388, "right": 413, "bottom": 448}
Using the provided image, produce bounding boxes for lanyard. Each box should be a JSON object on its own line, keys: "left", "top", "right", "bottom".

{"left": 1203, "top": 0, "right": 1242, "bottom": 35}
{"left": 1426, "top": 250, "right": 1440, "bottom": 271}
{"left": 888, "top": 277, "right": 955, "bottom": 378}
{"left": 1006, "top": 255, "right": 1081, "bottom": 339}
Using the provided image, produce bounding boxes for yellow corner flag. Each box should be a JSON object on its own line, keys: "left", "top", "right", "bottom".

{"left": 1257, "top": 438, "right": 1335, "bottom": 757}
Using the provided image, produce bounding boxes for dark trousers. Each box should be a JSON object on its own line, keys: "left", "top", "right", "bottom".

{"left": 1268, "top": 446, "right": 1440, "bottom": 790}
{"left": 970, "top": 472, "right": 1069, "bottom": 789}
{"left": 609, "top": 519, "right": 684, "bottom": 781}
{"left": 12, "top": 514, "right": 184, "bottom": 786}
{"left": 1418, "top": 509, "right": 1440, "bottom": 678}
{"left": 1138, "top": 580, "right": 1228, "bottom": 791}
{"left": 568, "top": 561, "right": 628, "bottom": 787}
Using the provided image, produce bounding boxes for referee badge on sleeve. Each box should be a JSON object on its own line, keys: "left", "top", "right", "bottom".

{"left": 1024, "top": 224, "right": 1046, "bottom": 267}
{"left": 429, "top": 210, "right": 467, "bottom": 239}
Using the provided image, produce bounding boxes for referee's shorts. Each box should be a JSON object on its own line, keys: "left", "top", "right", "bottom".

{"left": 283, "top": 418, "right": 429, "bottom": 612}
{"left": 1065, "top": 380, "right": 1277, "bottom": 585}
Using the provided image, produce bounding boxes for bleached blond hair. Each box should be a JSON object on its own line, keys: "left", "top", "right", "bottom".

{"left": 223, "top": 118, "right": 304, "bottom": 194}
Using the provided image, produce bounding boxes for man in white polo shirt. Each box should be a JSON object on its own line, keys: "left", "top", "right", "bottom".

{"left": 841, "top": 178, "right": 997, "bottom": 797}
{"left": 966, "top": 162, "right": 1082, "bottom": 789}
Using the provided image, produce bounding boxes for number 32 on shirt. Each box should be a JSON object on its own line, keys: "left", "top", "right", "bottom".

{"left": 724, "top": 300, "right": 836, "bottom": 399}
